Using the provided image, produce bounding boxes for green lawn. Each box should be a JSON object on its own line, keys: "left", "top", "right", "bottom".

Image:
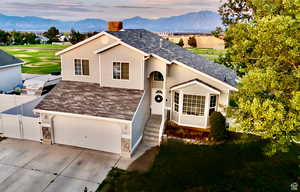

{"left": 99, "top": 134, "right": 300, "bottom": 192}
{"left": 1, "top": 44, "right": 69, "bottom": 49}
{"left": 0, "top": 44, "right": 68, "bottom": 74}
{"left": 188, "top": 48, "right": 226, "bottom": 62}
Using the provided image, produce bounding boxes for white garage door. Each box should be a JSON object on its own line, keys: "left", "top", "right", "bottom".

{"left": 53, "top": 116, "right": 122, "bottom": 154}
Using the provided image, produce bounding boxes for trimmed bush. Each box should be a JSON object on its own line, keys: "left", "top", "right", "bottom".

{"left": 209, "top": 112, "right": 227, "bottom": 141}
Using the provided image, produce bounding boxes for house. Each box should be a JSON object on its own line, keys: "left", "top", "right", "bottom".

{"left": 0, "top": 50, "right": 24, "bottom": 93}
{"left": 34, "top": 22, "right": 237, "bottom": 157}
{"left": 35, "top": 35, "right": 49, "bottom": 44}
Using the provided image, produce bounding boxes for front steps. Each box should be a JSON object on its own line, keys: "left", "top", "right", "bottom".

{"left": 142, "top": 115, "right": 162, "bottom": 146}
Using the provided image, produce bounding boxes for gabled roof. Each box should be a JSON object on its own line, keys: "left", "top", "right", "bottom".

{"left": 170, "top": 79, "right": 221, "bottom": 94}
{"left": 0, "top": 50, "right": 23, "bottom": 68}
{"left": 56, "top": 29, "right": 237, "bottom": 89}
{"left": 107, "top": 29, "right": 237, "bottom": 88}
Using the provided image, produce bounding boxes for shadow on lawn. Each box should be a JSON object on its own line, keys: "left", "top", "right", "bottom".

{"left": 98, "top": 134, "right": 300, "bottom": 192}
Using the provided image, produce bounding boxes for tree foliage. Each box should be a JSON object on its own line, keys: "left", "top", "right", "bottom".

{"left": 218, "top": 0, "right": 254, "bottom": 26}
{"left": 44, "top": 26, "right": 59, "bottom": 43}
{"left": 226, "top": 0, "right": 300, "bottom": 152}
{"left": 211, "top": 27, "right": 223, "bottom": 38}
{"left": 69, "top": 29, "right": 85, "bottom": 44}
{"left": 177, "top": 38, "right": 184, "bottom": 47}
{"left": 188, "top": 36, "right": 197, "bottom": 48}
{"left": 0, "top": 30, "right": 10, "bottom": 44}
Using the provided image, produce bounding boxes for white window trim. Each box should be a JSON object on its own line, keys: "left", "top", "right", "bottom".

{"left": 173, "top": 92, "right": 179, "bottom": 113}
{"left": 182, "top": 93, "right": 206, "bottom": 117}
{"left": 73, "top": 58, "right": 90, "bottom": 76}
{"left": 112, "top": 61, "right": 130, "bottom": 81}
{"left": 209, "top": 95, "right": 218, "bottom": 115}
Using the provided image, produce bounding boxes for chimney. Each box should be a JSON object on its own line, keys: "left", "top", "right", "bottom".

{"left": 108, "top": 21, "right": 123, "bottom": 32}
{"left": 160, "top": 38, "right": 163, "bottom": 48}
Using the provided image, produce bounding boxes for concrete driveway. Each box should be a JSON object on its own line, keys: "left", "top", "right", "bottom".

{"left": 0, "top": 139, "right": 122, "bottom": 192}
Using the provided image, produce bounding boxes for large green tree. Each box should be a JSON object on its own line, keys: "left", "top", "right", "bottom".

{"left": 44, "top": 26, "right": 60, "bottom": 43}
{"left": 0, "top": 30, "right": 10, "bottom": 44}
{"left": 69, "top": 29, "right": 85, "bottom": 44}
{"left": 226, "top": 0, "right": 300, "bottom": 152}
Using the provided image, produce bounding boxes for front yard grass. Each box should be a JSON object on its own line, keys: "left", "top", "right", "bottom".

{"left": 99, "top": 134, "right": 300, "bottom": 192}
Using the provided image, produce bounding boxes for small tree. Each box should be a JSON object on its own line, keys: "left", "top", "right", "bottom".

{"left": 0, "top": 30, "right": 10, "bottom": 45}
{"left": 69, "top": 29, "right": 85, "bottom": 44}
{"left": 188, "top": 36, "right": 197, "bottom": 48}
{"left": 211, "top": 27, "right": 223, "bottom": 38}
{"left": 177, "top": 38, "right": 184, "bottom": 47}
{"left": 44, "top": 26, "right": 59, "bottom": 43}
{"left": 209, "top": 112, "right": 227, "bottom": 141}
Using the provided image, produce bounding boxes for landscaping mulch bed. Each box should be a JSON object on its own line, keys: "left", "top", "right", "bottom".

{"left": 165, "top": 121, "right": 223, "bottom": 145}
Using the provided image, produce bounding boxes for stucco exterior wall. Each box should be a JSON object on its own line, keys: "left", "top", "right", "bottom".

{"left": 61, "top": 35, "right": 117, "bottom": 83}
{"left": 0, "top": 65, "right": 22, "bottom": 93}
{"left": 100, "top": 45, "right": 145, "bottom": 90}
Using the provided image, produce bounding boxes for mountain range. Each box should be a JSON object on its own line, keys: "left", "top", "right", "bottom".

{"left": 0, "top": 11, "right": 222, "bottom": 33}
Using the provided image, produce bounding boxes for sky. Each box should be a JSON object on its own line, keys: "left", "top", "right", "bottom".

{"left": 0, "top": 0, "right": 222, "bottom": 21}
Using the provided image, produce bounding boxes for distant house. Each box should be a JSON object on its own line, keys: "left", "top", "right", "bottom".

{"left": 0, "top": 50, "right": 24, "bottom": 93}
{"left": 33, "top": 22, "right": 236, "bottom": 158}
{"left": 35, "top": 35, "right": 49, "bottom": 44}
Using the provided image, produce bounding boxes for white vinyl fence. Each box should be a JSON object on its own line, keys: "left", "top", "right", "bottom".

{"left": 0, "top": 95, "right": 43, "bottom": 142}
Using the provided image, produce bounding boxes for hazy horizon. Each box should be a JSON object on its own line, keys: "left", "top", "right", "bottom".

{"left": 0, "top": 0, "right": 221, "bottom": 21}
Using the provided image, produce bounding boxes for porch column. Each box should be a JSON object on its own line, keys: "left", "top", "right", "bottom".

{"left": 178, "top": 90, "right": 183, "bottom": 124}
{"left": 204, "top": 93, "right": 210, "bottom": 128}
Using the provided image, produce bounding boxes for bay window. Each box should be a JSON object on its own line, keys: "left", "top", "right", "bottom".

{"left": 183, "top": 95, "right": 205, "bottom": 116}
{"left": 209, "top": 95, "right": 217, "bottom": 115}
{"left": 174, "top": 92, "right": 179, "bottom": 112}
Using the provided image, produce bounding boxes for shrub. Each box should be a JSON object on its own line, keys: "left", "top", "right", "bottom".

{"left": 177, "top": 38, "right": 184, "bottom": 47}
{"left": 209, "top": 112, "right": 227, "bottom": 141}
{"left": 188, "top": 36, "right": 197, "bottom": 47}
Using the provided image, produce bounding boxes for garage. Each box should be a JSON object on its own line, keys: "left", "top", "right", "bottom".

{"left": 53, "top": 115, "right": 122, "bottom": 154}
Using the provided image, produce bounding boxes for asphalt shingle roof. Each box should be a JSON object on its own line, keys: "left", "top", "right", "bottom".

{"left": 35, "top": 81, "right": 144, "bottom": 121}
{"left": 107, "top": 29, "right": 236, "bottom": 87}
{"left": 0, "top": 50, "right": 23, "bottom": 67}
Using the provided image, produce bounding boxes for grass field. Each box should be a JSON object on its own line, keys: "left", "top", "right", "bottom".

{"left": 0, "top": 44, "right": 224, "bottom": 74}
{"left": 188, "top": 48, "right": 226, "bottom": 62}
{"left": 0, "top": 44, "right": 68, "bottom": 74}
{"left": 99, "top": 134, "right": 300, "bottom": 192}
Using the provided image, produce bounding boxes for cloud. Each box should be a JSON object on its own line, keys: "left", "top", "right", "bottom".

{"left": 0, "top": 0, "right": 221, "bottom": 20}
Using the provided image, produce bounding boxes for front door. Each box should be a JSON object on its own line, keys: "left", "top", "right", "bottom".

{"left": 151, "top": 88, "right": 164, "bottom": 115}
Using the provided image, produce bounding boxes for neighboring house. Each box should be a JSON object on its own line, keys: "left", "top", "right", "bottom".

{"left": 0, "top": 50, "right": 24, "bottom": 93}
{"left": 34, "top": 22, "right": 237, "bottom": 157}
{"left": 35, "top": 35, "right": 49, "bottom": 44}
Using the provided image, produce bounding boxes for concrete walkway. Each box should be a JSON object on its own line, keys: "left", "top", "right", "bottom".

{"left": 0, "top": 139, "right": 123, "bottom": 192}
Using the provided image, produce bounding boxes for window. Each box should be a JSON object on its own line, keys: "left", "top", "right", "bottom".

{"left": 174, "top": 92, "right": 179, "bottom": 112}
{"left": 74, "top": 59, "right": 89, "bottom": 76}
{"left": 113, "top": 62, "right": 129, "bottom": 80}
{"left": 209, "top": 95, "right": 217, "bottom": 116}
{"left": 183, "top": 95, "right": 205, "bottom": 116}
{"left": 153, "top": 72, "right": 164, "bottom": 81}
